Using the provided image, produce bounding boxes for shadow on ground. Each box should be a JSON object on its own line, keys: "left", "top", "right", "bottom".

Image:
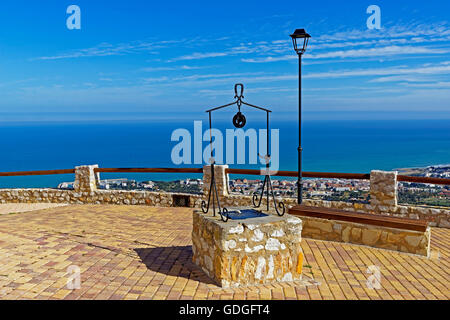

{"left": 134, "top": 245, "right": 217, "bottom": 286}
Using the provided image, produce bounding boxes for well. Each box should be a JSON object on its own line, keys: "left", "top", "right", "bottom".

{"left": 192, "top": 209, "right": 304, "bottom": 288}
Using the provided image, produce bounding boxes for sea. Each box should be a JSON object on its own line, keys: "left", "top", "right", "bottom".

{"left": 0, "top": 118, "right": 449, "bottom": 188}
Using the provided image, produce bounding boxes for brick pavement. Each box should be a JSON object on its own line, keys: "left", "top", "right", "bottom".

{"left": 0, "top": 205, "right": 448, "bottom": 300}
{"left": 0, "top": 203, "right": 67, "bottom": 215}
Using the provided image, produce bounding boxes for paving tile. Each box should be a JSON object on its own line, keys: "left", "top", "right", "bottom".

{"left": 0, "top": 204, "right": 448, "bottom": 300}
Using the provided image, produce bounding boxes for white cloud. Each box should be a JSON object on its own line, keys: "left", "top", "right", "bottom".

{"left": 198, "top": 86, "right": 296, "bottom": 96}
{"left": 243, "top": 45, "right": 448, "bottom": 63}
{"left": 369, "top": 75, "right": 436, "bottom": 83}
{"left": 168, "top": 52, "right": 227, "bottom": 62}
{"left": 141, "top": 65, "right": 205, "bottom": 72}
{"left": 34, "top": 40, "right": 169, "bottom": 60}
{"left": 308, "top": 45, "right": 448, "bottom": 59}
{"left": 141, "top": 66, "right": 178, "bottom": 72}
{"left": 242, "top": 55, "right": 295, "bottom": 63}
{"left": 314, "top": 22, "right": 450, "bottom": 43}
{"left": 303, "top": 63, "right": 450, "bottom": 79}
{"left": 400, "top": 81, "right": 450, "bottom": 88}
{"left": 136, "top": 62, "right": 450, "bottom": 88}
{"left": 242, "top": 22, "right": 450, "bottom": 63}
{"left": 142, "top": 76, "right": 170, "bottom": 82}
{"left": 181, "top": 65, "right": 204, "bottom": 70}
{"left": 171, "top": 72, "right": 258, "bottom": 81}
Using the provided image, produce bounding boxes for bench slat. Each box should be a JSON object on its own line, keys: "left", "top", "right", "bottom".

{"left": 289, "top": 205, "right": 428, "bottom": 232}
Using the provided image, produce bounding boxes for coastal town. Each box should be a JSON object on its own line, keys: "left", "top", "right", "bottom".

{"left": 57, "top": 164, "right": 450, "bottom": 207}
{"left": 396, "top": 164, "right": 450, "bottom": 207}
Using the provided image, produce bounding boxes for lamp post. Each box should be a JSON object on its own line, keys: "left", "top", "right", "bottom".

{"left": 290, "top": 28, "right": 311, "bottom": 205}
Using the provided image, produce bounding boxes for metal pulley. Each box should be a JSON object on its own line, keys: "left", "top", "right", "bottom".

{"left": 232, "top": 111, "right": 246, "bottom": 128}
{"left": 232, "top": 83, "right": 246, "bottom": 128}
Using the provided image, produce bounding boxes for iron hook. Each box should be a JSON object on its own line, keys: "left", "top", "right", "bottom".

{"left": 234, "top": 83, "right": 244, "bottom": 100}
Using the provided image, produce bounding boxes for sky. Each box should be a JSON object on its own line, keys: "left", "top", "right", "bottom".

{"left": 0, "top": 0, "right": 449, "bottom": 121}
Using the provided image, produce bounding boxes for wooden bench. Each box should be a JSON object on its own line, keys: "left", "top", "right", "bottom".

{"left": 289, "top": 205, "right": 430, "bottom": 257}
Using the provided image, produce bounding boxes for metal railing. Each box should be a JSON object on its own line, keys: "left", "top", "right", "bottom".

{"left": 0, "top": 167, "right": 447, "bottom": 185}
{"left": 225, "top": 168, "right": 371, "bottom": 180}
{"left": 0, "top": 169, "right": 75, "bottom": 176}
{"left": 397, "top": 175, "right": 450, "bottom": 185}
{"left": 94, "top": 168, "right": 203, "bottom": 174}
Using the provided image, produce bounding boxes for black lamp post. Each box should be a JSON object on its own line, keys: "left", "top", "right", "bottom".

{"left": 290, "top": 28, "right": 311, "bottom": 204}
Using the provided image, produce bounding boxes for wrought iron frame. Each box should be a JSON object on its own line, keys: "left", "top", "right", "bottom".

{"left": 201, "top": 84, "right": 285, "bottom": 220}
{"left": 201, "top": 160, "right": 229, "bottom": 222}
{"left": 251, "top": 153, "right": 286, "bottom": 216}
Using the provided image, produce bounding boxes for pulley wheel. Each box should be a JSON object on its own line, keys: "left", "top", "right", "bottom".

{"left": 232, "top": 112, "right": 246, "bottom": 128}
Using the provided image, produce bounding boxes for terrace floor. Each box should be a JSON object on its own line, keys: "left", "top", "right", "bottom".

{"left": 0, "top": 205, "right": 448, "bottom": 300}
{"left": 0, "top": 203, "right": 67, "bottom": 215}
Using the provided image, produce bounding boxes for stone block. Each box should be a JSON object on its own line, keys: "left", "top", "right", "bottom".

{"left": 370, "top": 170, "right": 398, "bottom": 207}
{"left": 202, "top": 165, "right": 229, "bottom": 197}
{"left": 74, "top": 165, "right": 99, "bottom": 192}
{"left": 361, "top": 229, "right": 381, "bottom": 246}
{"left": 299, "top": 215, "right": 431, "bottom": 257}
{"left": 192, "top": 210, "right": 303, "bottom": 288}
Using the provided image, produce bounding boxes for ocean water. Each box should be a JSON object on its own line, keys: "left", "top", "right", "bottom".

{"left": 0, "top": 119, "right": 448, "bottom": 188}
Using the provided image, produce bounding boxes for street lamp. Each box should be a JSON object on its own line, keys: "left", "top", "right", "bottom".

{"left": 290, "top": 28, "right": 311, "bottom": 204}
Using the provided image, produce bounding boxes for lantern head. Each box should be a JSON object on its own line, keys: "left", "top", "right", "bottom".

{"left": 290, "top": 29, "right": 311, "bottom": 55}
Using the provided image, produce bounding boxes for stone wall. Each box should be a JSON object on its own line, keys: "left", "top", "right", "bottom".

{"left": 0, "top": 188, "right": 203, "bottom": 208}
{"left": 192, "top": 210, "right": 304, "bottom": 288}
{"left": 370, "top": 170, "right": 398, "bottom": 207}
{"left": 73, "top": 165, "right": 100, "bottom": 192}
{"left": 301, "top": 216, "right": 431, "bottom": 257}
{"left": 0, "top": 164, "right": 203, "bottom": 208}
{"left": 202, "top": 164, "right": 229, "bottom": 197}
{"left": 204, "top": 166, "right": 449, "bottom": 228}
{"left": 0, "top": 164, "right": 448, "bottom": 228}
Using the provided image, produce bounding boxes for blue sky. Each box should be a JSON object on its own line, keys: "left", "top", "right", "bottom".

{"left": 0, "top": 0, "right": 449, "bottom": 121}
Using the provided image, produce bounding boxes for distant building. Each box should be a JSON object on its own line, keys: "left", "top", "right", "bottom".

{"left": 57, "top": 182, "right": 74, "bottom": 189}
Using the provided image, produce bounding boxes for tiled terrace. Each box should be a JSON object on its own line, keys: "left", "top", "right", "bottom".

{"left": 0, "top": 205, "right": 448, "bottom": 300}
{"left": 0, "top": 203, "right": 67, "bottom": 215}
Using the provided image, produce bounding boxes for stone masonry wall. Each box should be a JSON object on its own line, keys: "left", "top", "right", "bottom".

{"left": 0, "top": 188, "right": 203, "bottom": 208}
{"left": 202, "top": 165, "right": 229, "bottom": 197}
{"left": 216, "top": 195, "right": 450, "bottom": 228}
{"left": 301, "top": 215, "right": 431, "bottom": 257}
{"left": 370, "top": 170, "right": 397, "bottom": 208}
{"left": 204, "top": 166, "right": 449, "bottom": 228}
{"left": 0, "top": 164, "right": 448, "bottom": 228}
{"left": 192, "top": 210, "right": 304, "bottom": 288}
{"left": 73, "top": 165, "right": 99, "bottom": 192}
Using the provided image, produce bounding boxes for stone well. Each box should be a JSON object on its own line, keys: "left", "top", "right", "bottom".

{"left": 192, "top": 210, "right": 304, "bottom": 288}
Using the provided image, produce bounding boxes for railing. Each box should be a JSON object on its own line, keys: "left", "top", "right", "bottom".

{"left": 0, "top": 167, "right": 448, "bottom": 185}
{"left": 0, "top": 169, "right": 75, "bottom": 176}
{"left": 397, "top": 175, "right": 450, "bottom": 185}
{"left": 94, "top": 168, "right": 203, "bottom": 174}
{"left": 225, "top": 168, "right": 371, "bottom": 180}
{"left": 226, "top": 169, "right": 450, "bottom": 185}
